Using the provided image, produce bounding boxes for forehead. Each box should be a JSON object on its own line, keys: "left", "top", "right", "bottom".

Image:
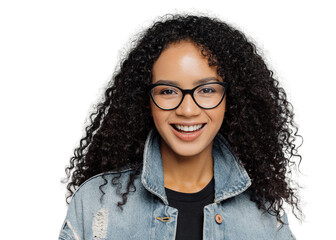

{"left": 152, "top": 41, "right": 221, "bottom": 85}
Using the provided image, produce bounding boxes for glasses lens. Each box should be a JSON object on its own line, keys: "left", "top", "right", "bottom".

{"left": 194, "top": 83, "right": 225, "bottom": 108}
{"left": 151, "top": 85, "right": 182, "bottom": 109}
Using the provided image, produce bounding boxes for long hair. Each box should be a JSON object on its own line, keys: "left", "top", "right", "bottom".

{"left": 61, "top": 13, "right": 303, "bottom": 223}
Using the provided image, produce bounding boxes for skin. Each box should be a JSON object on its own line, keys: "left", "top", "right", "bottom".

{"left": 150, "top": 40, "right": 226, "bottom": 193}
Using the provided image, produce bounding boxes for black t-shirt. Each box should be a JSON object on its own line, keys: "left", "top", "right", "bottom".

{"left": 164, "top": 176, "right": 215, "bottom": 240}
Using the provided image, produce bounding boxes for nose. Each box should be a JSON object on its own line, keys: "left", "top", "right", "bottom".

{"left": 175, "top": 93, "right": 201, "bottom": 116}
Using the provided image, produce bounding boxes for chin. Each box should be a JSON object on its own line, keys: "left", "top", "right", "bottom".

{"left": 169, "top": 141, "right": 209, "bottom": 158}
{"left": 173, "top": 149, "right": 201, "bottom": 158}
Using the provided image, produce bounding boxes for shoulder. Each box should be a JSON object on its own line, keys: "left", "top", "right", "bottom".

{"left": 59, "top": 168, "right": 139, "bottom": 240}
{"left": 70, "top": 167, "right": 137, "bottom": 202}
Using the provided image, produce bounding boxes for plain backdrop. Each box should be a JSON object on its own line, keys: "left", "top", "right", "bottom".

{"left": 1, "top": 0, "right": 335, "bottom": 239}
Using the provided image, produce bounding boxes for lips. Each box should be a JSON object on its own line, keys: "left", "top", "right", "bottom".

{"left": 171, "top": 123, "right": 206, "bottom": 133}
{"left": 170, "top": 122, "right": 205, "bottom": 126}
{"left": 170, "top": 123, "right": 206, "bottom": 141}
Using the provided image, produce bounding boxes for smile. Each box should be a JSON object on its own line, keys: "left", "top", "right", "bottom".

{"left": 170, "top": 123, "right": 206, "bottom": 141}
{"left": 171, "top": 123, "right": 206, "bottom": 133}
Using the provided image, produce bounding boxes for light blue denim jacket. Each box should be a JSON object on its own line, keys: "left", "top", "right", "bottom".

{"left": 59, "top": 128, "right": 296, "bottom": 240}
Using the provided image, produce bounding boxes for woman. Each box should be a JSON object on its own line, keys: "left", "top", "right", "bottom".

{"left": 59, "top": 13, "right": 302, "bottom": 240}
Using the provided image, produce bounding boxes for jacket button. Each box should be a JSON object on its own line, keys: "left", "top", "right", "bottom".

{"left": 215, "top": 214, "right": 223, "bottom": 224}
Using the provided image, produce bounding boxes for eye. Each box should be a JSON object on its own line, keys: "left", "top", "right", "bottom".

{"left": 160, "top": 89, "right": 178, "bottom": 95}
{"left": 198, "top": 87, "right": 216, "bottom": 94}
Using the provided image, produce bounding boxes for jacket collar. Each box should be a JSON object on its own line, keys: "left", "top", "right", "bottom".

{"left": 140, "top": 128, "right": 251, "bottom": 205}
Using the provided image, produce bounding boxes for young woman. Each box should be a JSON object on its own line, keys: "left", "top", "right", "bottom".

{"left": 58, "top": 13, "right": 303, "bottom": 240}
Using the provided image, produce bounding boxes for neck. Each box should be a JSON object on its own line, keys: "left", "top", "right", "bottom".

{"left": 160, "top": 139, "right": 214, "bottom": 193}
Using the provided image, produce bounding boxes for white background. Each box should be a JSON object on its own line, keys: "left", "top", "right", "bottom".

{"left": 1, "top": 0, "right": 335, "bottom": 239}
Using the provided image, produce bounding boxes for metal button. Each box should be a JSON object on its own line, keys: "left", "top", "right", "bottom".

{"left": 156, "top": 216, "right": 170, "bottom": 222}
{"left": 215, "top": 214, "right": 223, "bottom": 224}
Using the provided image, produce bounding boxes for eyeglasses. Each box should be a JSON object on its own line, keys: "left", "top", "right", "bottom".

{"left": 149, "top": 82, "right": 229, "bottom": 110}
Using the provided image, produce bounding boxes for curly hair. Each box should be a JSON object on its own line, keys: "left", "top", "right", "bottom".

{"left": 61, "top": 13, "right": 303, "bottom": 224}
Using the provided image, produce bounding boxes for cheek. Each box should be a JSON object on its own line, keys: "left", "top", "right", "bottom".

{"left": 150, "top": 102, "right": 165, "bottom": 127}
{"left": 214, "top": 110, "right": 225, "bottom": 124}
{"left": 149, "top": 99, "right": 157, "bottom": 118}
{"left": 219, "top": 98, "right": 226, "bottom": 120}
{"left": 209, "top": 104, "right": 226, "bottom": 127}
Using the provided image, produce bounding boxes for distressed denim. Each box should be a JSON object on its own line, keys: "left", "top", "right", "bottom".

{"left": 58, "top": 128, "right": 296, "bottom": 240}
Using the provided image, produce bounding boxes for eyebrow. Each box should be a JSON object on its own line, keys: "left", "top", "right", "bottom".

{"left": 153, "top": 77, "right": 220, "bottom": 86}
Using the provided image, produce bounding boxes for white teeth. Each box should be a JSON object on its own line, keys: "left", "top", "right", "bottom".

{"left": 174, "top": 124, "right": 203, "bottom": 132}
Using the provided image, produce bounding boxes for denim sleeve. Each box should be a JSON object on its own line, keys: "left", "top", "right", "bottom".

{"left": 58, "top": 192, "right": 84, "bottom": 240}
{"left": 276, "top": 212, "right": 297, "bottom": 240}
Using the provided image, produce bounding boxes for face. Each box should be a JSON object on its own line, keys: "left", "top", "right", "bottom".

{"left": 150, "top": 40, "right": 226, "bottom": 158}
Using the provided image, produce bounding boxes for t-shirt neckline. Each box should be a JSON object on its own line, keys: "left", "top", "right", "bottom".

{"left": 164, "top": 176, "right": 214, "bottom": 202}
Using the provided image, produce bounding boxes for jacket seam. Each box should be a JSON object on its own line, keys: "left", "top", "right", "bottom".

{"left": 149, "top": 193, "right": 155, "bottom": 240}
{"left": 59, "top": 231, "right": 75, "bottom": 240}
{"left": 69, "top": 167, "right": 135, "bottom": 200}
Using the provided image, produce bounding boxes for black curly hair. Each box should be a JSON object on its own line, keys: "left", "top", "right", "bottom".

{"left": 61, "top": 13, "right": 303, "bottom": 224}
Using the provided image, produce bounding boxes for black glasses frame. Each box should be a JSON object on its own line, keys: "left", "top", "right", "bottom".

{"left": 149, "top": 82, "right": 229, "bottom": 110}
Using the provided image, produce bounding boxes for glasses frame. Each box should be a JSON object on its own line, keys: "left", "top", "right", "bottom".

{"left": 149, "top": 81, "right": 229, "bottom": 111}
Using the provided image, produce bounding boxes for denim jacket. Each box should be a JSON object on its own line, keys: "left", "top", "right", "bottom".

{"left": 58, "top": 128, "right": 296, "bottom": 240}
